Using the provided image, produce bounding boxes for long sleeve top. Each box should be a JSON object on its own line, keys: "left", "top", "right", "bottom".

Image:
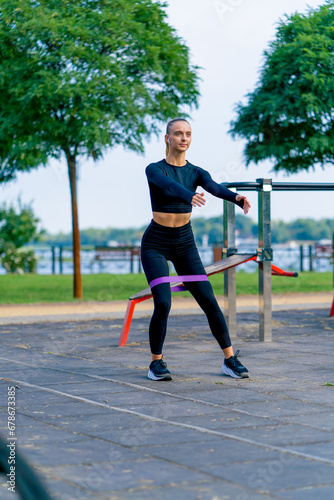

{"left": 146, "top": 159, "right": 244, "bottom": 213}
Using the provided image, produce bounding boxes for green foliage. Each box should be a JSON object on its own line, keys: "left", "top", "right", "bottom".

{"left": 229, "top": 1, "right": 334, "bottom": 173}
{"left": 235, "top": 214, "right": 257, "bottom": 238}
{"left": 287, "top": 218, "right": 333, "bottom": 241}
{"left": 0, "top": 0, "right": 200, "bottom": 182}
{"left": 271, "top": 220, "right": 291, "bottom": 243}
{"left": 271, "top": 218, "right": 333, "bottom": 243}
{"left": 0, "top": 199, "right": 41, "bottom": 273}
{"left": 191, "top": 214, "right": 257, "bottom": 244}
{"left": 0, "top": 0, "right": 200, "bottom": 293}
{"left": 1, "top": 247, "right": 37, "bottom": 274}
{"left": 0, "top": 199, "right": 42, "bottom": 249}
{"left": 41, "top": 225, "right": 147, "bottom": 246}
{"left": 191, "top": 216, "right": 224, "bottom": 244}
{"left": 41, "top": 216, "right": 255, "bottom": 246}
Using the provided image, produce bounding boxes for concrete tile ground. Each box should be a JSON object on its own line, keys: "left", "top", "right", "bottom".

{"left": 0, "top": 307, "right": 333, "bottom": 499}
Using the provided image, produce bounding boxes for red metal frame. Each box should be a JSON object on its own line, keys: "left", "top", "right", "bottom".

{"left": 330, "top": 295, "right": 334, "bottom": 317}
{"left": 271, "top": 263, "right": 298, "bottom": 277}
{"left": 118, "top": 295, "right": 152, "bottom": 347}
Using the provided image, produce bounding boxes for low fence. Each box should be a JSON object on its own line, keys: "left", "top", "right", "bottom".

{"left": 47, "top": 246, "right": 143, "bottom": 275}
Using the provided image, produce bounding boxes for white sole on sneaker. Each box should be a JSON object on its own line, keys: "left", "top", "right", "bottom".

{"left": 148, "top": 369, "right": 172, "bottom": 381}
{"left": 221, "top": 364, "right": 249, "bottom": 379}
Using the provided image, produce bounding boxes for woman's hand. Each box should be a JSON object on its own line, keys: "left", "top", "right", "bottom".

{"left": 191, "top": 192, "right": 206, "bottom": 207}
{"left": 235, "top": 195, "right": 251, "bottom": 215}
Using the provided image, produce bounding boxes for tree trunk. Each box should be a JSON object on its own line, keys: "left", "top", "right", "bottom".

{"left": 65, "top": 150, "right": 83, "bottom": 299}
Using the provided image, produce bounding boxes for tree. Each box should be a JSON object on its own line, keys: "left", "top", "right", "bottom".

{"left": 229, "top": 1, "right": 334, "bottom": 174}
{"left": 0, "top": 199, "right": 42, "bottom": 249}
{"left": 287, "top": 218, "right": 333, "bottom": 241}
{"left": 271, "top": 220, "right": 290, "bottom": 243}
{"left": 235, "top": 214, "right": 257, "bottom": 239}
{"left": 0, "top": 199, "right": 43, "bottom": 273}
{"left": 191, "top": 214, "right": 257, "bottom": 244}
{"left": 0, "top": 0, "right": 199, "bottom": 297}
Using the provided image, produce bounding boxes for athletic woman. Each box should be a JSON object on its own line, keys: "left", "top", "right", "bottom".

{"left": 141, "top": 118, "right": 251, "bottom": 381}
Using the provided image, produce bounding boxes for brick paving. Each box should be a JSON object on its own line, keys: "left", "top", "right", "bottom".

{"left": 0, "top": 307, "right": 334, "bottom": 499}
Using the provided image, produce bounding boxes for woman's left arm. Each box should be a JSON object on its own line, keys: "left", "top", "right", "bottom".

{"left": 198, "top": 169, "right": 251, "bottom": 215}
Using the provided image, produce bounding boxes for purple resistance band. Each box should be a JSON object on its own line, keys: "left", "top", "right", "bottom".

{"left": 149, "top": 275, "right": 208, "bottom": 291}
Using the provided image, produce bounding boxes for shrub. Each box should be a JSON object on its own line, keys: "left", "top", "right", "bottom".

{"left": 1, "top": 246, "right": 37, "bottom": 274}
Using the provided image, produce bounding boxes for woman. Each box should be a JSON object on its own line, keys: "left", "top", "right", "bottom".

{"left": 141, "top": 118, "right": 251, "bottom": 381}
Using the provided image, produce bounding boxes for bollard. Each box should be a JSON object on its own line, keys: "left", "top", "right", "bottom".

{"left": 223, "top": 196, "right": 237, "bottom": 340}
{"left": 257, "top": 178, "right": 273, "bottom": 342}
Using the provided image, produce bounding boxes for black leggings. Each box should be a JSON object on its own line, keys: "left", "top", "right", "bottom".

{"left": 141, "top": 220, "right": 232, "bottom": 354}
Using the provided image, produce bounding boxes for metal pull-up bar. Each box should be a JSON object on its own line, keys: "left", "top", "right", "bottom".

{"left": 222, "top": 179, "right": 334, "bottom": 342}
{"left": 224, "top": 182, "right": 334, "bottom": 191}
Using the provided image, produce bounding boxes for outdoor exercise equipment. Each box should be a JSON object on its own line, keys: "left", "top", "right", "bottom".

{"left": 118, "top": 178, "right": 334, "bottom": 346}
{"left": 330, "top": 296, "right": 334, "bottom": 317}
{"left": 222, "top": 179, "right": 334, "bottom": 339}
{"left": 118, "top": 252, "right": 295, "bottom": 347}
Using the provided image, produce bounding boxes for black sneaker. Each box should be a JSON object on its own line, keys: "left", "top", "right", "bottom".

{"left": 148, "top": 358, "right": 172, "bottom": 381}
{"left": 222, "top": 350, "right": 249, "bottom": 379}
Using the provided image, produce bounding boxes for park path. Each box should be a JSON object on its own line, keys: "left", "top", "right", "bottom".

{"left": 0, "top": 306, "right": 334, "bottom": 499}
{"left": 0, "top": 291, "right": 332, "bottom": 324}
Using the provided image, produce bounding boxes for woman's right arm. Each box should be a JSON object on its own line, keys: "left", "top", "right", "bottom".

{"left": 146, "top": 165, "right": 195, "bottom": 204}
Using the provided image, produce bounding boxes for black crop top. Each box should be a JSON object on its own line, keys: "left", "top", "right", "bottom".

{"left": 145, "top": 159, "right": 244, "bottom": 213}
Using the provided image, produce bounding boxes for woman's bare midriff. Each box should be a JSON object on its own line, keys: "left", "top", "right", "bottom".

{"left": 153, "top": 211, "right": 191, "bottom": 228}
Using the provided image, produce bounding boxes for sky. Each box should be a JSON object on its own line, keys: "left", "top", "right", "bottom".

{"left": 1, "top": 0, "right": 333, "bottom": 234}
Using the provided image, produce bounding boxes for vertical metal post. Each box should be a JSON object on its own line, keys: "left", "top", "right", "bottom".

{"left": 59, "top": 246, "right": 63, "bottom": 274}
{"left": 51, "top": 246, "right": 55, "bottom": 275}
{"left": 300, "top": 245, "right": 304, "bottom": 272}
{"left": 257, "top": 178, "right": 272, "bottom": 342}
{"left": 130, "top": 250, "right": 134, "bottom": 274}
{"left": 308, "top": 245, "right": 313, "bottom": 272}
{"left": 223, "top": 197, "right": 237, "bottom": 340}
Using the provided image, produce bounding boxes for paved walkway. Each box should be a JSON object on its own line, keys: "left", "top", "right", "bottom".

{"left": 0, "top": 304, "right": 334, "bottom": 499}
{"left": 0, "top": 291, "right": 332, "bottom": 324}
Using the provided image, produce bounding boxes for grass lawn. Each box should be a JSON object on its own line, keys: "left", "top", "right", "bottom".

{"left": 0, "top": 271, "right": 332, "bottom": 304}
